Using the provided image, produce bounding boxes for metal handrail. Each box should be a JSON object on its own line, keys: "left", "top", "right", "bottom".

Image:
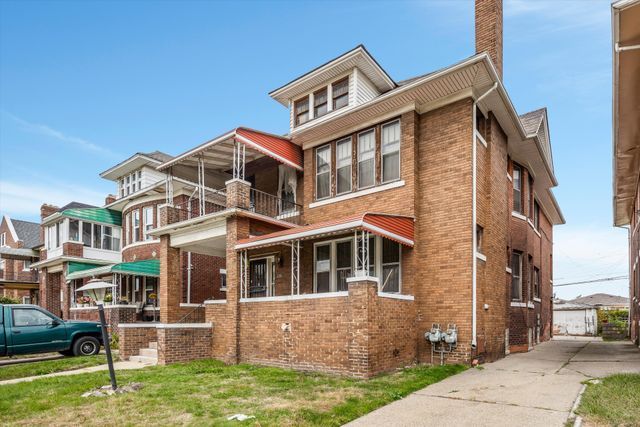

{"left": 249, "top": 188, "right": 302, "bottom": 225}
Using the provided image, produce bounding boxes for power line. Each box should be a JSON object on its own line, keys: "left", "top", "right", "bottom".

{"left": 553, "top": 276, "right": 628, "bottom": 287}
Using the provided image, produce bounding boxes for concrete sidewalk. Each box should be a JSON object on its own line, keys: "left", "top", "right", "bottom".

{"left": 346, "top": 339, "right": 640, "bottom": 427}
{"left": 0, "top": 360, "right": 153, "bottom": 386}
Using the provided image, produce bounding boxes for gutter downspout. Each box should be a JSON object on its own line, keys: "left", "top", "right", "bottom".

{"left": 472, "top": 82, "right": 498, "bottom": 350}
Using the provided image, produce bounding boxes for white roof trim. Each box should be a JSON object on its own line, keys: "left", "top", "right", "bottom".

{"left": 157, "top": 131, "right": 236, "bottom": 171}
{"left": 3, "top": 216, "right": 20, "bottom": 243}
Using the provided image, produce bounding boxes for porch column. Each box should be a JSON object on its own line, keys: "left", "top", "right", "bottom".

{"left": 159, "top": 235, "right": 182, "bottom": 323}
{"left": 225, "top": 175, "right": 251, "bottom": 210}
{"left": 224, "top": 215, "right": 250, "bottom": 363}
{"left": 346, "top": 277, "right": 379, "bottom": 378}
{"left": 354, "top": 230, "right": 371, "bottom": 278}
{"left": 290, "top": 240, "right": 300, "bottom": 295}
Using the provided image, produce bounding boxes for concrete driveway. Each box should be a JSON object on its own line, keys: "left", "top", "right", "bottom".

{"left": 346, "top": 338, "right": 640, "bottom": 427}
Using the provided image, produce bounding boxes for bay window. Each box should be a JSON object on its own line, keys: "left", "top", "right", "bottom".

{"left": 382, "top": 120, "right": 401, "bottom": 183}
{"left": 314, "top": 87, "right": 328, "bottom": 118}
{"left": 144, "top": 206, "right": 154, "bottom": 240}
{"left": 357, "top": 129, "right": 375, "bottom": 189}
{"left": 316, "top": 145, "right": 331, "bottom": 200}
{"left": 294, "top": 96, "right": 309, "bottom": 126}
{"left": 332, "top": 77, "right": 349, "bottom": 110}
{"left": 511, "top": 251, "right": 522, "bottom": 301}
{"left": 336, "top": 137, "right": 352, "bottom": 194}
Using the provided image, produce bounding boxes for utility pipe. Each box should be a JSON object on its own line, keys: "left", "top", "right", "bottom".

{"left": 471, "top": 82, "right": 498, "bottom": 350}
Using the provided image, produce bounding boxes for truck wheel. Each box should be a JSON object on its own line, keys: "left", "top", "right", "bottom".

{"left": 73, "top": 336, "right": 100, "bottom": 356}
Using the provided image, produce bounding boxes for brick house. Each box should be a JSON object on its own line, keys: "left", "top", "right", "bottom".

{"left": 118, "top": 0, "right": 564, "bottom": 375}
{"left": 612, "top": 0, "right": 640, "bottom": 348}
{"left": 0, "top": 215, "right": 40, "bottom": 303}
{"left": 34, "top": 151, "right": 226, "bottom": 327}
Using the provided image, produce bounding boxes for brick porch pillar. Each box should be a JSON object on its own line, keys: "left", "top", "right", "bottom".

{"left": 225, "top": 178, "right": 251, "bottom": 210}
{"left": 159, "top": 235, "right": 182, "bottom": 323}
{"left": 346, "top": 277, "right": 379, "bottom": 378}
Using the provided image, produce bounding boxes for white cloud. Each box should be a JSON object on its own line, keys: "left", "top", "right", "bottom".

{"left": 0, "top": 180, "right": 106, "bottom": 220}
{"left": 2, "top": 111, "right": 117, "bottom": 157}
{"left": 553, "top": 225, "right": 629, "bottom": 300}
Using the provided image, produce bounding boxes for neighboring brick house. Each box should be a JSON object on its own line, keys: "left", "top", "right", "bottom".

{"left": 0, "top": 215, "right": 40, "bottom": 303}
{"left": 119, "top": 0, "right": 564, "bottom": 374}
{"left": 35, "top": 151, "right": 227, "bottom": 327}
{"left": 612, "top": 0, "right": 640, "bottom": 348}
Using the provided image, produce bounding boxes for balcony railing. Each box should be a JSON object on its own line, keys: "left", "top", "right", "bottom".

{"left": 249, "top": 188, "right": 302, "bottom": 225}
{"left": 165, "top": 188, "right": 227, "bottom": 225}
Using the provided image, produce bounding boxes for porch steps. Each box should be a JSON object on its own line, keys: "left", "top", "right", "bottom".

{"left": 129, "top": 342, "right": 158, "bottom": 365}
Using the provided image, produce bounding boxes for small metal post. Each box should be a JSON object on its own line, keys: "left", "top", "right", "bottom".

{"left": 97, "top": 303, "right": 117, "bottom": 390}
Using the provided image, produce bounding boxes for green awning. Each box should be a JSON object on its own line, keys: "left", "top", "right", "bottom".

{"left": 61, "top": 208, "right": 122, "bottom": 226}
{"left": 65, "top": 259, "right": 160, "bottom": 281}
{"left": 67, "top": 261, "right": 104, "bottom": 275}
{"left": 112, "top": 259, "right": 159, "bottom": 277}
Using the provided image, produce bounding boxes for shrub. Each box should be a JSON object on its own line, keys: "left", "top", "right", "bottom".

{"left": 0, "top": 296, "right": 20, "bottom": 304}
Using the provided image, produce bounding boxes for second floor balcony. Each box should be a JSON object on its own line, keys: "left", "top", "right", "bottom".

{"left": 157, "top": 127, "right": 304, "bottom": 228}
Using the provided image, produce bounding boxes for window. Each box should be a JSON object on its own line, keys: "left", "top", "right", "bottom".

{"left": 316, "top": 145, "right": 331, "bottom": 200}
{"left": 132, "top": 210, "right": 140, "bottom": 243}
{"left": 93, "top": 224, "right": 102, "bottom": 249}
{"left": 336, "top": 240, "right": 353, "bottom": 292}
{"left": 336, "top": 138, "right": 352, "bottom": 194}
{"left": 511, "top": 251, "right": 522, "bottom": 301}
{"left": 533, "top": 267, "right": 540, "bottom": 298}
{"left": 513, "top": 164, "right": 523, "bottom": 214}
{"left": 476, "top": 225, "right": 484, "bottom": 254}
{"left": 0, "top": 259, "right": 4, "bottom": 270}
{"left": 69, "top": 219, "right": 80, "bottom": 242}
{"left": 533, "top": 200, "right": 540, "bottom": 230}
{"left": 0, "top": 232, "right": 5, "bottom": 247}
{"left": 315, "top": 243, "right": 331, "bottom": 293}
{"left": 381, "top": 120, "right": 400, "bottom": 183}
{"left": 12, "top": 308, "right": 54, "bottom": 327}
{"left": 294, "top": 96, "right": 309, "bottom": 126}
{"left": 102, "top": 226, "right": 113, "bottom": 251}
{"left": 381, "top": 239, "right": 400, "bottom": 293}
{"left": 314, "top": 87, "right": 328, "bottom": 118}
{"left": 119, "top": 179, "right": 124, "bottom": 198}
{"left": 55, "top": 223, "right": 61, "bottom": 249}
{"left": 23, "top": 260, "right": 31, "bottom": 271}
{"left": 125, "top": 213, "right": 131, "bottom": 246}
{"left": 144, "top": 206, "right": 154, "bottom": 240}
{"left": 332, "top": 77, "right": 349, "bottom": 110}
{"left": 528, "top": 255, "right": 533, "bottom": 301}
{"left": 82, "top": 222, "right": 92, "bottom": 247}
{"left": 125, "top": 175, "right": 131, "bottom": 195}
{"left": 220, "top": 269, "right": 227, "bottom": 290}
{"left": 358, "top": 129, "right": 375, "bottom": 189}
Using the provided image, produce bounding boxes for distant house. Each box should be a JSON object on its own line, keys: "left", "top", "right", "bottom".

{"left": 570, "top": 293, "right": 629, "bottom": 311}
{"left": 553, "top": 300, "right": 597, "bottom": 336}
{"left": 0, "top": 215, "right": 41, "bottom": 303}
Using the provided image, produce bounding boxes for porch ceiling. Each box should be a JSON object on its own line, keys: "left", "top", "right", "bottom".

{"left": 167, "top": 216, "right": 227, "bottom": 257}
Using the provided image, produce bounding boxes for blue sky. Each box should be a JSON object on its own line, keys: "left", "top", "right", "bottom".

{"left": 0, "top": 0, "right": 627, "bottom": 298}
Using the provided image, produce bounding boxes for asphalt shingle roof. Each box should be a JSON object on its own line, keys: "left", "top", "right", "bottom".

{"left": 143, "top": 151, "right": 173, "bottom": 163}
{"left": 570, "top": 293, "right": 629, "bottom": 307}
{"left": 519, "top": 108, "right": 546, "bottom": 135}
{"left": 11, "top": 219, "right": 40, "bottom": 249}
{"left": 58, "top": 202, "right": 96, "bottom": 211}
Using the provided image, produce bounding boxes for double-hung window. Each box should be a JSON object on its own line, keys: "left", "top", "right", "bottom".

{"left": 132, "top": 210, "right": 141, "bottom": 243}
{"left": 533, "top": 201, "right": 540, "bottom": 230}
{"left": 513, "top": 164, "right": 523, "bottom": 214}
{"left": 294, "top": 96, "right": 309, "bottom": 126}
{"left": 335, "top": 240, "right": 353, "bottom": 292}
{"left": 314, "top": 88, "right": 328, "bottom": 118}
{"left": 315, "top": 243, "right": 331, "bottom": 293}
{"left": 125, "top": 213, "right": 131, "bottom": 246}
{"left": 316, "top": 145, "right": 331, "bottom": 200}
{"left": 93, "top": 224, "right": 102, "bottom": 249}
{"left": 144, "top": 206, "right": 154, "bottom": 240}
{"left": 332, "top": 77, "right": 349, "bottom": 110}
{"left": 533, "top": 267, "right": 540, "bottom": 298}
{"left": 511, "top": 251, "right": 522, "bottom": 301}
{"left": 358, "top": 129, "right": 375, "bottom": 189}
{"left": 0, "top": 232, "right": 5, "bottom": 247}
{"left": 381, "top": 120, "right": 400, "bottom": 183}
{"left": 82, "top": 222, "right": 92, "bottom": 247}
{"left": 336, "top": 138, "right": 352, "bottom": 194}
{"left": 381, "top": 239, "right": 400, "bottom": 293}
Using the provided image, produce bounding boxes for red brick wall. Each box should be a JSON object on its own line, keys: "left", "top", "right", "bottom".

{"left": 40, "top": 271, "right": 63, "bottom": 317}
{"left": 157, "top": 326, "right": 213, "bottom": 365}
{"left": 119, "top": 326, "right": 157, "bottom": 360}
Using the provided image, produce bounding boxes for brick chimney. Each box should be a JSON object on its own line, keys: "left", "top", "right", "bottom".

{"left": 475, "top": 0, "right": 503, "bottom": 79}
{"left": 105, "top": 194, "right": 117, "bottom": 205}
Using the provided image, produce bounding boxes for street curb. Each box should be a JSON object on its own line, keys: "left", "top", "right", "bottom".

{"left": 567, "top": 383, "right": 587, "bottom": 426}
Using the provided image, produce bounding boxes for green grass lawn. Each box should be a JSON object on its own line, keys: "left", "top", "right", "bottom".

{"left": 0, "top": 360, "right": 465, "bottom": 426}
{"left": 576, "top": 373, "right": 640, "bottom": 426}
{"left": 0, "top": 355, "right": 107, "bottom": 382}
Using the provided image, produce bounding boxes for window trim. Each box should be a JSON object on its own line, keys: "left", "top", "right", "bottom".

{"left": 357, "top": 128, "right": 376, "bottom": 190}
{"left": 143, "top": 206, "right": 154, "bottom": 241}
{"left": 512, "top": 164, "right": 523, "bottom": 214}
{"left": 132, "top": 210, "right": 141, "bottom": 243}
{"left": 381, "top": 119, "right": 401, "bottom": 184}
{"left": 332, "top": 76, "right": 349, "bottom": 111}
{"left": 511, "top": 251, "right": 523, "bottom": 301}
{"left": 294, "top": 96, "right": 310, "bottom": 127}
{"left": 315, "top": 144, "right": 332, "bottom": 200}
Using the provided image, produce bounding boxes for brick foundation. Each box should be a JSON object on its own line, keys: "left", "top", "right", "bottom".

{"left": 119, "top": 325, "right": 158, "bottom": 360}
{"left": 157, "top": 325, "right": 213, "bottom": 364}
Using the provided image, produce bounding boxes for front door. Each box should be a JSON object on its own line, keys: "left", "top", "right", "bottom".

{"left": 9, "top": 307, "right": 67, "bottom": 354}
{"left": 249, "top": 259, "right": 268, "bottom": 298}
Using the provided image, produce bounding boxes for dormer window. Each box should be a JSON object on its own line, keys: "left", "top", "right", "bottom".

{"left": 332, "top": 77, "right": 349, "bottom": 110}
{"left": 314, "top": 88, "right": 328, "bottom": 118}
{"left": 294, "top": 96, "right": 310, "bottom": 126}
{"left": 118, "top": 170, "right": 143, "bottom": 198}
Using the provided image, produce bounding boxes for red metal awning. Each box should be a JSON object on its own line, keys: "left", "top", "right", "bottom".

{"left": 235, "top": 213, "right": 414, "bottom": 250}
{"left": 235, "top": 127, "right": 303, "bottom": 170}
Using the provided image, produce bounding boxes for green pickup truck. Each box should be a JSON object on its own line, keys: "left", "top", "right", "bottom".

{"left": 0, "top": 304, "right": 103, "bottom": 357}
